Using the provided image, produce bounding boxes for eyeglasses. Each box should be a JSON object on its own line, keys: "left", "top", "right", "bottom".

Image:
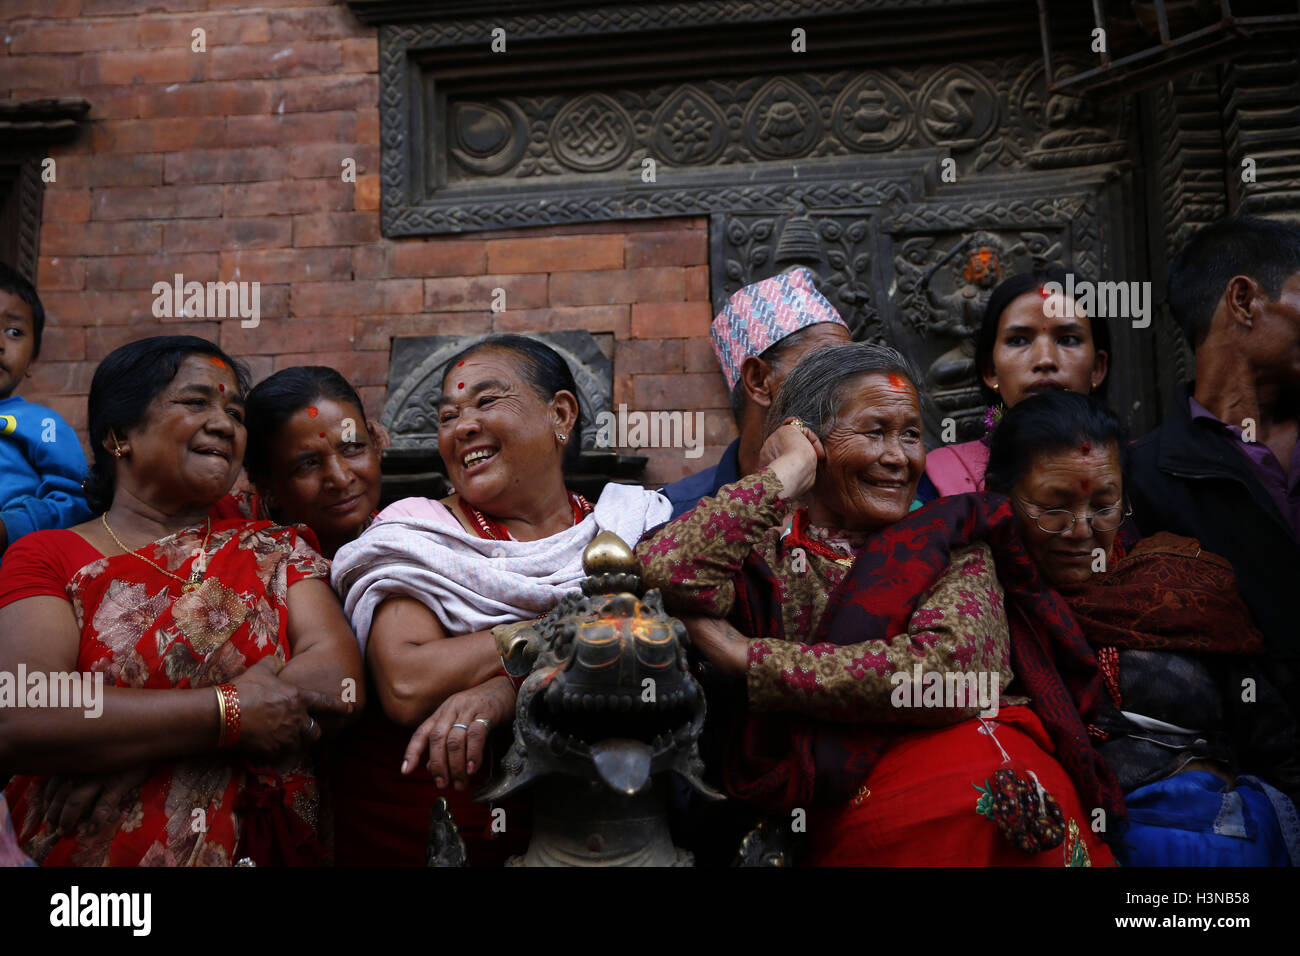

{"left": 1013, "top": 495, "right": 1131, "bottom": 534}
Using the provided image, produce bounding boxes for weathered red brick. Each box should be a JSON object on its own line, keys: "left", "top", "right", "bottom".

{"left": 486, "top": 235, "right": 625, "bottom": 274}
{"left": 293, "top": 212, "right": 379, "bottom": 247}
{"left": 209, "top": 41, "right": 342, "bottom": 82}
{"left": 138, "top": 14, "right": 270, "bottom": 49}
{"left": 226, "top": 112, "right": 355, "bottom": 148}
{"left": 624, "top": 230, "right": 708, "bottom": 269}
{"left": 268, "top": 7, "right": 368, "bottom": 42}
{"left": 92, "top": 184, "right": 222, "bottom": 221}
{"left": 26, "top": 360, "right": 97, "bottom": 397}
{"left": 291, "top": 279, "right": 422, "bottom": 317}
{"left": 353, "top": 314, "right": 491, "bottom": 351}
{"left": 7, "top": 20, "right": 139, "bottom": 55}
{"left": 42, "top": 222, "right": 163, "bottom": 257}
{"left": 219, "top": 247, "right": 351, "bottom": 285}
{"left": 163, "top": 217, "right": 293, "bottom": 253}
{"left": 3, "top": 0, "right": 79, "bottom": 15}
{"left": 220, "top": 315, "right": 354, "bottom": 355}
{"left": 356, "top": 385, "right": 385, "bottom": 420}
{"left": 386, "top": 240, "right": 486, "bottom": 278}
{"left": 86, "top": 321, "right": 218, "bottom": 357}
{"left": 630, "top": 372, "right": 730, "bottom": 411}
{"left": 164, "top": 148, "right": 287, "bottom": 185}
{"left": 223, "top": 180, "right": 353, "bottom": 218}
{"left": 629, "top": 301, "right": 712, "bottom": 339}
{"left": 356, "top": 109, "right": 379, "bottom": 143}
{"left": 684, "top": 340, "right": 723, "bottom": 373}
{"left": 493, "top": 306, "right": 629, "bottom": 337}
{"left": 614, "top": 338, "right": 685, "bottom": 375}
{"left": 86, "top": 253, "right": 219, "bottom": 291}
{"left": 550, "top": 268, "right": 685, "bottom": 307}
{"left": 0, "top": 56, "right": 82, "bottom": 93}
{"left": 37, "top": 257, "right": 85, "bottom": 292}
{"left": 424, "top": 275, "right": 548, "bottom": 313}
{"left": 355, "top": 174, "right": 380, "bottom": 212}
{"left": 43, "top": 189, "right": 91, "bottom": 223}
{"left": 83, "top": 48, "right": 207, "bottom": 86}
{"left": 92, "top": 117, "right": 226, "bottom": 154}
{"left": 144, "top": 81, "right": 273, "bottom": 118}
{"left": 287, "top": 143, "right": 379, "bottom": 179}
{"left": 270, "top": 74, "right": 377, "bottom": 114}
{"left": 87, "top": 154, "right": 164, "bottom": 188}
{"left": 341, "top": 37, "right": 378, "bottom": 73}
{"left": 82, "top": 0, "right": 205, "bottom": 14}
{"left": 33, "top": 325, "right": 86, "bottom": 362}
{"left": 686, "top": 264, "right": 710, "bottom": 301}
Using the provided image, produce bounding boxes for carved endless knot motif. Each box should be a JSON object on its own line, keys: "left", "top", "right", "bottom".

{"left": 551, "top": 93, "right": 634, "bottom": 171}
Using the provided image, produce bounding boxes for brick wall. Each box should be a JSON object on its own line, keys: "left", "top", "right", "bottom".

{"left": 0, "top": 0, "right": 733, "bottom": 486}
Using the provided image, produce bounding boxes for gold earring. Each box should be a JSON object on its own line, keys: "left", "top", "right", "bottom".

{"left": 992, "top": 383, "right": 999, "bottom": 392}
{"left": 557, "top": 433, "right": 567, "bottom": 443}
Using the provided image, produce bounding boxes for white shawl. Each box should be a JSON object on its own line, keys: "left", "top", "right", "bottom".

{"left": 330, "top": 483, "right": 672, "bottom": 652}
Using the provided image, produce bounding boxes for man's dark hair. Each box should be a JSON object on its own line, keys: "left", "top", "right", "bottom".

{"left": 1167, "top": 215, "right": 1300, "bottom": 351}
{"left": 440, "top": 334, "right": 585, "bottom": 470}
{"left": 729, "top": 322, "right": 839, "bottom": 425}
{"left": 0, "top": 262, "right": 46, "bottom": 360}
{"left": 244, "top": 366, "right": 368, "bottom": 482}
{"left": 974, "top": 265, "right": 1112, "bottom": 407}
{"left": 985, "top": 391, "right": 1128, "bottom": 495}
{"left": 85, "top": 336, "right": 250, "bottom": 513}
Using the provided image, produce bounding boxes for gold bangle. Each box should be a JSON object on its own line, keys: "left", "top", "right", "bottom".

{"left": 215, "top": 686, "right": 228, "bottom": 747}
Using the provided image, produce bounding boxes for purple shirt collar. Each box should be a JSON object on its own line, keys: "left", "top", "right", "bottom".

{"left": 1189, "top": 395, "right": 1300, "bottom": 541}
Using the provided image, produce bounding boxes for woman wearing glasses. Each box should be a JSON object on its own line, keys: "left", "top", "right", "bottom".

{"left": 986, "top": 391, "right": 1299, "bottom": 866}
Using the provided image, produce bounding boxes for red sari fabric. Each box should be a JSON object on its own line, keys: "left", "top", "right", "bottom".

{"left": 727, "top": 492, "right": 1124, "bottom": 830}
{"left": 327, "top": 706, "right": 529, "bottom": 867}
{"left": 807, "top": 706, "right": 1114, "bottom": 866}
{"left": 4, "top": 519, "right": 330, "bottom": 867}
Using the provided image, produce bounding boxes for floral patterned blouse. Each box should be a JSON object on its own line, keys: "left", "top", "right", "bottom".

{"left": 636, "top": 467, "right": 1017, "bottom": 722}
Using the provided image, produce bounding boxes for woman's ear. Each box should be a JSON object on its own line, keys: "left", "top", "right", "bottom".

{"left": 552, "top": 390, "right": 580, "bottom": 434}
{"left": 366, "top": 417, "right": 392, "bottom": 450}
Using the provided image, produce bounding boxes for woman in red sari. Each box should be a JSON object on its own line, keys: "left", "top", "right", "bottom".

{"left": 0, "top": 336, "right": 362, "bottom": 866}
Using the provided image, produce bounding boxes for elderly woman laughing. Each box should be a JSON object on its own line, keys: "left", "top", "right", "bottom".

{"left": 637, "top": 342, "right": 1120, "bottom": 865}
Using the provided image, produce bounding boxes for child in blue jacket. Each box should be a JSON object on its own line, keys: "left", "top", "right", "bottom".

{"left": 0, "top": 263, "right": 92, "bottom": 557}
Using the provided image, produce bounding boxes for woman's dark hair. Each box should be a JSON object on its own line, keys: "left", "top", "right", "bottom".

{"left": 244, "top": 366, "right": 368, "bottom": 482}
{"left": 974, "top": 266, "right": 1112, "bottom": 407}
{"left": 85, "top": 336, "right": 250, "bottom": 513}
{"left": 984, "top": 391, "right": 1128, "bottom": 496}
{"left": 440, "top": 334, "right": 585, "bottom": 470}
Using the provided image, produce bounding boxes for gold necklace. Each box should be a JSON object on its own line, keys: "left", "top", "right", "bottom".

{"left": 101, "top": 513, "right": 214, "bottom": 593}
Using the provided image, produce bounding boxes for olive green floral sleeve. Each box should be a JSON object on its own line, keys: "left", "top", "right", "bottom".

{"left": 747, "top": 543, "right": 1016, "bottom": 723}
{"left": 635, "top": 467, "right": 791, "bottom": 617}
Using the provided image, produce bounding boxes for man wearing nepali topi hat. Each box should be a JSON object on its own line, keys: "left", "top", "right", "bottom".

{"left": 660, "top": 266, "right": 851, "bottom": 518}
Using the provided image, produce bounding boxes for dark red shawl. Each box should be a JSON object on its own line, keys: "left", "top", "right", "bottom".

{"left": 724, "top": 491, "right": 1126, "bottom": 826}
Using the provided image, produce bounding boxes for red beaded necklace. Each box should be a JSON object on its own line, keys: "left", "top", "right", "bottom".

{"left": 458, "top": 492, "right": 593, "bottom": 541}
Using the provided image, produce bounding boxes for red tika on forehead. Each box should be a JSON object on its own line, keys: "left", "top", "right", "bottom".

{"left": 209, "top": 356, "right": 226, "bottom": 369}
{"left": 888, "top": 373, "right": 906, "bottom": 391}
{"left": 457, "top": 361, "right": 465, "bottom": 367}
{"left": 307, "top": 406, "right": 319, "bottom": 418}
{"left": 319, "top": 432, "right": 326, "bottom": 438}
{"left": 1079, "top": 441, "right": 1092, "bottom": 455}
{"left": 457, "top": 382, "right": 465, "bottom": 389}
{"left": 218, "top": 383, "right": 225, "bottom": 392}
{"left": 1080, "top": 478, "right": 1091, "bottom": 492}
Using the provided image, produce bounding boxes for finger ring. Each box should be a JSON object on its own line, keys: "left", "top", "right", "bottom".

{"left": 474, "top": 717, "right": 492, "bottom": 729}
{"left": 451, "top": 722, "right": 469, "bottom": 731}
